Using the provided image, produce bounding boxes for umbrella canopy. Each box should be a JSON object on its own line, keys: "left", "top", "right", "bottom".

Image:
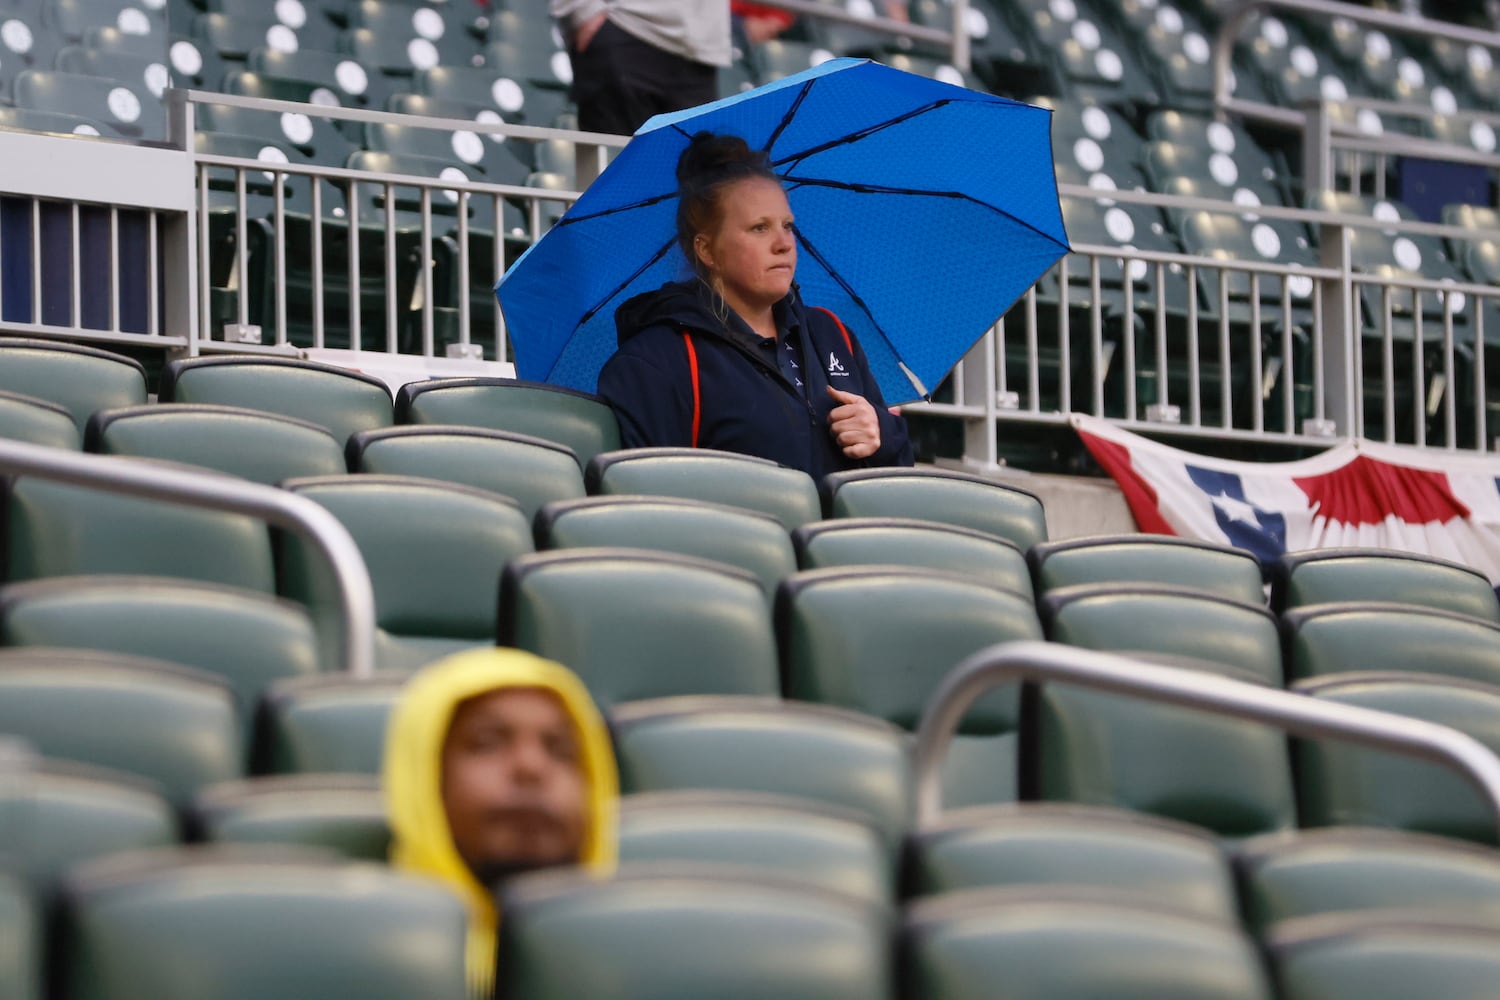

{"left": 497, "top": 57, "right": 1069, "bottom": 404}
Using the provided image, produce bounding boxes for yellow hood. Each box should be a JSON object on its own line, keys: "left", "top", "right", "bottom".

{"left": 383, "top": 647, "right": 618, "bottom": 997}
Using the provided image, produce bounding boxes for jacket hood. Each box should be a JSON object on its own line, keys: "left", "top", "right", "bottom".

{"left": 383, "top": 647, "right": 618, "bottom": 997}
{"left": 614, "top": 278, "right": 808, "bottom": 346}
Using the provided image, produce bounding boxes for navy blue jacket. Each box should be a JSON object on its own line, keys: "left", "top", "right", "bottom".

{"left": 597, "top": 280, "right": 914, "bottom": 481}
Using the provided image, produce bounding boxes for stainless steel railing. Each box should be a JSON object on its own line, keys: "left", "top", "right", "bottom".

{"left": 913, "top": 641, "right": 1500, "bottom": 827}
{"left": 0, "top": 437, "right": 377, "bottom": 678}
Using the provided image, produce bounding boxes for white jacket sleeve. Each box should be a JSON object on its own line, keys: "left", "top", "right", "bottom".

{"left": 550, "top": 0, "right": 608, "bottom": 32}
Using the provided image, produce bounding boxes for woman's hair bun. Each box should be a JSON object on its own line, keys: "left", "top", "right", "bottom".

{"left": 676, "top": 131, "right": 771, "bottom": 187}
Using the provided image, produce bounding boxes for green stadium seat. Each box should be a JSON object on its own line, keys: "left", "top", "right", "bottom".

{"left": 0, "top": 649, "right": 240, "bottom": 808}
{"left": 245, "top": 46, "right": 391, "bottom": 114}
{"left": 345, "top": 23, "right": 476, "bottom": 79}
{"left": 903, "top": 890, "right": 1273, "bottom": 1000}
{"left": 753, "top": 39, "right": 837, "bottom": 83}
{"left": 1017, "top": 0, "right": 1159, "bottom": 107}
{"left": 820, "top": 467, "right": 1048, "bottom": 549}
{"left": 54, "top": 45, "right": 170, "bottom": 101}
{"left": 0, "top": 756, "right": 176, "bottom": 898}
{"left": 159, "top": 356, "right": 394, "bottom": 446}
{"left": 483, "top": 36, "right": 571, "bottom": 91}
{"left": 1271, "top": 548, "right": 1500, "bottom": 623}
{"left": 1282, "top": 603, "right": 1500, "bottom": 687}
{"left": 0, "top": 105, "right": 110, "bottom": 135}
{"left": 535, "top": 496, "right": 794, "bottom": 597}
{"left": 618, "top": 790, "right": 892, "bottom": 904}
{"left": 163, "top": 33, "right": 229, "bottom": 90}
{"left": 791, "top": 518, "right": 1033, "bottom": 598}
{"left": 46, "top": 0, "right": 165, "bottom": 44}
{"left": 413, "top": 63, "right": 549, "bottom": 125}
{"left": 1028, "top": 534, "right": 1266, "bottom": 606}
{"left": 13, "top": 69, "right": 164, "bottom": 140}
{"left": 0, "top": 870, "right": 39, "bottom": 1000}
{"left": 85, "top": 404, "right": 347, "bottom": 485}
{"left": 778, "top": 566, "right": 1040, "bottom": 806}
{"left": 908, "top": 802, "right": 1239, "bottom": 921}
{"left": 907, "top": 0, "right": 1051, "bottom": 96}
{"left": 192, "top": 774, "right": 387, "bottom": 860}
{"left": 348, "top": 426, "right": 584, "bottom": 521}
{"left": 0, "top": 338, "right": 146, "bottom": 435}
{"left": 1237, "top": 826, "right": 1500, "bottom": 933}
{"left": 0, "top": 0, "right": 57, "bottom": 106}
{"left": 1267, "top": 912, "right": 1500, "bottom": 1000}
{"left": 193, "top": 12, "right": 334, "bottom": 61}
{"left": 1040, "top": 584, "right": 1282, "bottom": 683}
{"left": 364, "top": 120, "right": 533, "bottom": 187}
{"left": 396, "top": 377, "right": 620, "bottom": 465}
{"left": 3, "top": 474, "right": 276, "bottom": 592}
{"left": 255, "top": 673, "right": 406, "bottom": 775}
{"left": 60, "top": 851, "right": 469, "bottom": 1000}
{"left": 499, "top": 549, "right": 778, "bottom": 709}
{"left": 611, "top": 696, "right": 912, "bottom": 844}
{"left": 0, "top": 575, "right": 320, "bottom": 753}
{"left": 495, "top": 868, "right": 891, "bottom": 999}
{"left": 587, "top": 447, "right": 821, "bottom": 531}
{"left": 0, "top": 390, "right": 80, "bottom": 449}
{"left": 1295, "top": 672, "right": 1500, "bottom": 844}
{"left": 197, "top": 91, "right": 356, "bottom": 166}
{"left": 1029, "top": 646, "right": 1296, "bottom": 836}
{"left": 280, "top": 474, "right": 532, "bottom": 672}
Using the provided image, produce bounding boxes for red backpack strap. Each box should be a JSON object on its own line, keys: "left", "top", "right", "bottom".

{"left": 811, "top": 306, "right": 854, "bottom": 354}
{"left": 681, "top": 329, "right": 700, "bottom": 448}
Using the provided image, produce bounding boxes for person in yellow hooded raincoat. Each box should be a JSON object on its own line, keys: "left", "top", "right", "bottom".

{"left": 383, "top": 648, "right": 619, "bottom": 999}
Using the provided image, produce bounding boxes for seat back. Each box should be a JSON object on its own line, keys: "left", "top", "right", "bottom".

{"left": 778, "top": 567, "right": 1040, "bottom": 806}
{"left": 3, "top": 476, "right": 276, "bottom": 593}
{"left": 348, "top": 426, "right": 584, "bottom": 521}
{"left": 1029, "top": 535, "right": 1266, "bottom": 606}
{"left": 1295, "top": 673, "right": 1500, "bottom": 844}
{"left": 909, "top": 803, "right": 1237, "bottom": 921}
{"left": 193, "top": 775, "right": 388, "bottom": 861}
{"left": 791, "top": 518, "right": 1032, "bottom": 598}
{"left": 1041, "top": 584, "right": 1283, "bottom": 684}
{"left": 13, "top": 69, "right": 164, "bottom": 139}
{"left": 0, "top": 338, "right": 146, "bottom": 434}
{"left": 1272, "top": 548, "right": 1500, "bottom": 623}
{"left": 0, "top": 390, "right": 80, "bottom": 449}
{"left": 0, "top": 871, "right": 38, "bottom": 1000}
{"left": 0, "top": 576, "right": 320, "bottom": 752}
{"left": 0, "top": 649, "right": 240, "bottom": 808}
{"left": 535, "top": 496, "right": 795, "bottom": 597}
{"left": 0, "top": 758, "right": 175, "bottom": 898}
{"left": 618, "top": 791, "right": 891, "bottom": 905}
{"left": 159, "top": 356, "right": 394, "bottom": 446}
{"left": 499, "top": 550, "right": 778, "bottom": 709}
{"left": 1268, "top": 914, "right": 1500, "bottom": 1000}
{"left": 396, "top": 377, "right": 621, "bottom": 466}
{"left": 586, "top": 448, "right": 822, "bottom": 531}
{"left": 903, "top": 891, "right": 1273, "bottom": 1000}
{"left": 611, "top": 696, "right": 912, "bottom": 845}
{"left": 1238, "top": 827, "right": 1500, "bottom": 932}
{"left": 496, "top": 869, "right": 892, "bottom": 1000}
{"left": 1031, "top": 647, "right": 1297, "bottom": 836}
{"left": 85, "top": 405, "right": 347, "bottom": 486}
{"left": 281, "top": 476, "right": 533, "bottom": 671}
{"left": 255, "top": 674, "right": 407, "bottom": 775}
{"left": 820, "top": 468, "right": 1048, "bottom": 549}
{"left": 1283, "top": 603, "right": 1500, "bottom": 686}
{"left": 62, "top": 853, "right": 469, "bottom": 1000}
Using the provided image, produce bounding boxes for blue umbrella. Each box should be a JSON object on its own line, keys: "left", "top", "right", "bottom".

{"left": 497, "top": 57, "right": 1069, "bottom": 404}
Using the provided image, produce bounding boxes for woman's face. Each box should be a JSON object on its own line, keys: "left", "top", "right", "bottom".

{"left": 696, "top": 176, "right": 797, "bottom": 314}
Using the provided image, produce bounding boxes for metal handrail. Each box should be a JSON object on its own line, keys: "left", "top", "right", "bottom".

{"left": 752, "top": 0, "right": 968, "bottom": 70}
{"left": 913, "top": 640, "right": 1500, "bottom": 827}
{"left": 0, "top": 438, "right": 377, "bottom": 678}
{"left": 1212, "top": 0, "right": 1500, "bottom": 127}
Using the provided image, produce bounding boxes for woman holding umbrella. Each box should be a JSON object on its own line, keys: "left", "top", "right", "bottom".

{"left": 597, "top": 131, "right": 914, "bottom": 480}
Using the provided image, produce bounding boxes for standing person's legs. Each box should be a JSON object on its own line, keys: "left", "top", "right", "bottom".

{"left": 570, "top": 21, "right": 720, "bottom": 134}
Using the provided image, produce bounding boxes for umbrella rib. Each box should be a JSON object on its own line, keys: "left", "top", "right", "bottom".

{"left": 556, "top": 190, "right": 679, "bottom": 227}
{"left": 782, "top": 175, "right": 1069, "bottom": 250}
{"left": 793, "top": 227, "right": 917, "bottom": 394}
{"left": 771, "top": 99, "right": 956, "bottom": 170}
{"left": 762, "top": 79, "right": 816, "bottom": 157}
{"left": 575, "top": 233, "right": 678, "bottom": 329}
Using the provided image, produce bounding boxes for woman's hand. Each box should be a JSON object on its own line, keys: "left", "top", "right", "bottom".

{"left": 826, "top": 385, "right": 882, "bottom": 459}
